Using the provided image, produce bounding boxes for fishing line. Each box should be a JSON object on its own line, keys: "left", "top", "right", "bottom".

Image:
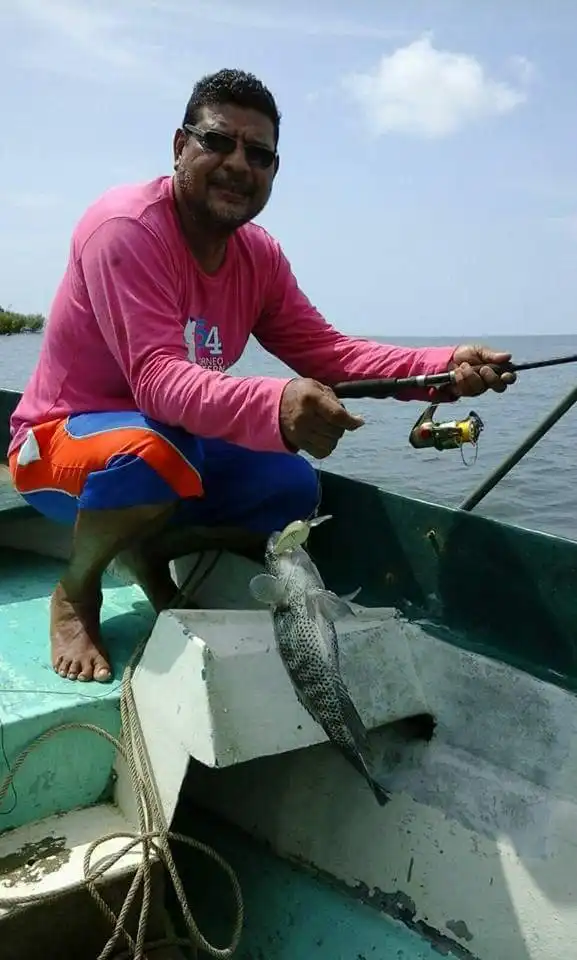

{"left": 0, "top": 681, "right": 132, "bottom": 817}
{"left": 0, "top": 722, "right": 17, "bottom": 815}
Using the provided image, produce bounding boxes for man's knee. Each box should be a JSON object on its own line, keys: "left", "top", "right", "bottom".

{"left": 174, "top": 447, "right": 319, "bottom": 534}
{"left": 271, "top": 454, "right": 319, "bottom": 524}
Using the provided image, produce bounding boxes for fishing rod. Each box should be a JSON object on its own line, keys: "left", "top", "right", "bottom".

{"left": 330, "top": 353, "right": 577, "bottom": 400}
{"left": 330, "top": 352, "right": 577, "bottom": 464}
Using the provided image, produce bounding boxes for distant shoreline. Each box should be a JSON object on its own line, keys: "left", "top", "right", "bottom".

{"left": 0, "top": 309, "right": 44, "bottom": 335}
{"left": 0, "top": 320, "right": 570, "bottom": 340}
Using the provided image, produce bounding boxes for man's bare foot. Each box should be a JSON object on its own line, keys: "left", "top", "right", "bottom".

{"left": 50, "top": 582, "right": 112, "bottom": 682}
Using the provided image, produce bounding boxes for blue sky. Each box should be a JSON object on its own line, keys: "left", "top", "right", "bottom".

{"left": 1, "top": 0, "right": 576, "bottom": 336}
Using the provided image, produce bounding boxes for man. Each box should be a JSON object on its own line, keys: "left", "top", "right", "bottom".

{"left": 9, "top": 69, "right": 515, "bottom": 684}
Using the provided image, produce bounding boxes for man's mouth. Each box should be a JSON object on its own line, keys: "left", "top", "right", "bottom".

{"left": 209, "top": 182, "right": 251, "bottom": 201}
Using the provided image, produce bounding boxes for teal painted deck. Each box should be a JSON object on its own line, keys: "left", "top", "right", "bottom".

{"left": 170, "top": 803, "right": 459, "bottom": 960}
{"left": 0, "top": 548, "right": 155, "bottom": 833}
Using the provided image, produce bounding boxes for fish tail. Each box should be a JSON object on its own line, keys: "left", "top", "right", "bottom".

{"left": 355, "top": 755, "right": 390, "bottom": 807}
{"left": 340, "top": 744, "right": 390, "bottom": 807}
{"left": 368, "top": 775, "right": 390, "bottom": 807}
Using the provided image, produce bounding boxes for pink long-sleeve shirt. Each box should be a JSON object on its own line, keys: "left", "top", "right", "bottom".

{"left": 9, "top": 176, "right": 456, "bottom": 456}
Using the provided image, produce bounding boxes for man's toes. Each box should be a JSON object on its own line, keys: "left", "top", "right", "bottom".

{"left": 55, "top": 657, "right": 71, "bottom": 678}
{"left": 93, "top": 668, "right": 112, "bottom": 683}
{"left": 66, "top": 659, "right": 83, "bottom": 681}
{"left": 91, "top": 656, "right": 112, "bottom": 683}
{"left": 77, "top": 659, "right": 96, "bottom": 682}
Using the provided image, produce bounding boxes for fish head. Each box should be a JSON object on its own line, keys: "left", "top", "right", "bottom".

{"left": 263, "top": 529, "right": 285, "bottom": 561}
{"left": 254, "top": 514, "right": 360, "bottom": 621}
{"left": 255, "top": 539, "right": 319, "bottom": 607}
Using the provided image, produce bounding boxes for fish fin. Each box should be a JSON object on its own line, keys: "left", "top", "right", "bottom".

{"left": 369, "top": 777, "right": 391, "bottom": 807}
{"left": 306, "top": 588, "right": 357, "bottom": 622}
{"left": 340, "top": 587, "right": 361, "bottom": 603}
{"left": 333, "top": 684, "right": 390, "bottom": 806}
{"left": 249, "top": 573, "right": 286, "bottom": 606}
{"left": 335, "top": 677, "right": 370, "bottom": 751}
{"left": 328, "top": 626, "right": 342, "bottom": 673}
{"left": 340, "top": 748, "right": 390, "bottom": 808}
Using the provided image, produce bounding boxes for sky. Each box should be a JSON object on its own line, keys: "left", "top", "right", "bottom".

{"left": 1, "top": 0, "right": 577, "bottom": 337}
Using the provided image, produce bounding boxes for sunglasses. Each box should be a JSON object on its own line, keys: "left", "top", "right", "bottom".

{"left": 183, "top": 123, "right": 277, "bottom": 170}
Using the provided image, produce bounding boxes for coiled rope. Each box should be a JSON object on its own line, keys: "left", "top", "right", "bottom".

{"left": 0, "top": 552, "right": 244, "bottom": 959}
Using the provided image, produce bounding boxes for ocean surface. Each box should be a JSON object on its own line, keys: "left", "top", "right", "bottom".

{"left": 2, "top": 332, "right": 577, "bottom": 541}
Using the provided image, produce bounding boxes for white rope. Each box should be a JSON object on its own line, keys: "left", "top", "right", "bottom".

{"left": 0, "top": 630, "right": 244, "bottom": 959}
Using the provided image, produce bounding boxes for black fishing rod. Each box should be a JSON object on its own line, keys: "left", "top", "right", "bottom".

{"left": 331, "top": 353, "right": 577, "bottom": 400}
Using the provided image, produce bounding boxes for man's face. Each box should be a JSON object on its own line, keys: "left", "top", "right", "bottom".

{"left": 173, "top": 103, "right": 278, "bottom": 230}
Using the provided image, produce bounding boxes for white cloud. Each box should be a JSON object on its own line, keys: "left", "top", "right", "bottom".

{"left": 8, "top": 0, "right": 178, "bottom": 88}
{"left": 150, "top": 0, "right": 405, "bottom": 40}
{"left": 6, "top": 0, "right": 405, "bottom": 88}
{"left": 508, "top": 54, "right": 535, "bottom": 86}
{"left": 14, "top": 0, "right": 139, "bottom": 68}
{"left": 343, "top": 36, "right": 530, "bottom": 139}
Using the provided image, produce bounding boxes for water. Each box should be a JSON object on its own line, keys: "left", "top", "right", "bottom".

{"left": 2, "top": 332, "right": 577, "bottom": 540}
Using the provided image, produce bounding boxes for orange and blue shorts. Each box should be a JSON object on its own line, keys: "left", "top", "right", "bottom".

{"left": 9, "top": 411, "right": 319, "bottom": 534}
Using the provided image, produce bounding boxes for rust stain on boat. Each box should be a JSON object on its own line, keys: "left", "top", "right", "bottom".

{"left": 290, "top": 851, "right": 480, "bottom": 959}
{"left": 446, "top": 919, "right": 474, "bottom": 943}
{"left": 353, "top": 884, "right": 478, "bottom": 959}
{"left": 0, "top": 835, "right": 70, "bottom": 886}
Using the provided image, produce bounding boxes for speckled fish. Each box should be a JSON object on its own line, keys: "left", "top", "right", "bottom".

{"left": 249, "top": 515, "right": 389, "bottom": 807}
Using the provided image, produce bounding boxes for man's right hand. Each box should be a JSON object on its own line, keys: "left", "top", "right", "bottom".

{"left": 279, "top": 378, "right": 365, "bottom": 459}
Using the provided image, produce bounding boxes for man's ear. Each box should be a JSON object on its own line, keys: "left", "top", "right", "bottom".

{"left": 173, "top": 128, "right": 186, "bottom": 170}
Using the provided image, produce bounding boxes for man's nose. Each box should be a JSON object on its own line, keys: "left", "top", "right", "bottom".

{"left": 222, "top": 141, "right": 251, "bottom": 173}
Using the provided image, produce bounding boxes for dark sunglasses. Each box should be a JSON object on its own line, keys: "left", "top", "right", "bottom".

{"left": 183, "top": 123, "right": 277, "bottom": 170}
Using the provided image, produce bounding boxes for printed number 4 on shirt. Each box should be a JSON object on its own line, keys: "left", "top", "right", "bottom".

{"left": 204, "top": 325, "right": 223, "bottom": 356}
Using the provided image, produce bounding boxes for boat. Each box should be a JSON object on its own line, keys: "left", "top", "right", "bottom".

{"left": 1, "top": 383, "right": 577, "bottom": 960}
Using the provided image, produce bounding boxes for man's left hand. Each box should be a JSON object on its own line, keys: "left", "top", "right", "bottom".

{"left": 448, "top": 344, "right": 517, "bottom": 397}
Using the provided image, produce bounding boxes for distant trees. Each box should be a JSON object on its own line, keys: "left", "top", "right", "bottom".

{"left": 0, "top": 306, "right": 44, "bottom": 334}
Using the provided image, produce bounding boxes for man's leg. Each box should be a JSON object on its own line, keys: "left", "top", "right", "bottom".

{"left": 52, "top": 503, "right": 174, "bottom": 681}
{"left": 10, "top": 416, "right": 319, "bottom": 681}
{"left": 156, "top": 436, "right": 320, "bottom": 559}
{"left": 10, "top": 412, "right": 206, "bottom": 682}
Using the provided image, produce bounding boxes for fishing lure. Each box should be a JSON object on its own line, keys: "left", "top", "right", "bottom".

{"left": 272, "top": 514, "right": 332, "bottom": 554}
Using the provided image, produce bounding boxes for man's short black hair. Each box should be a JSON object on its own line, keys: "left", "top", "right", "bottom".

{"left": 182, "top": 68, "right": 281, "bottom": 145}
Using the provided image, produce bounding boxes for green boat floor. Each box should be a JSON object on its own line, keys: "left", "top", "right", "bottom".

{"left": 0, "top": 548, "right": 155, "bottom": 833}
{"left": 171, "top": 804, "right": 449, "bottom": 960}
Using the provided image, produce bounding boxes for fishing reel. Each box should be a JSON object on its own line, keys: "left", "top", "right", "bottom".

{"left": 409, "top": 404, "right": 484, "bottom": 464}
